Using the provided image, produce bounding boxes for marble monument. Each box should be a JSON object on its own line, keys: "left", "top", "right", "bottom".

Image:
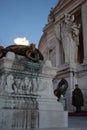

{"left": 0, "top": 44, "right": 68, "bottom": 129}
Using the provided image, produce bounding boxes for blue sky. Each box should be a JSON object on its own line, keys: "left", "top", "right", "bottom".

{"left": 0, "top": 0, "right": 58, "bottom": 47}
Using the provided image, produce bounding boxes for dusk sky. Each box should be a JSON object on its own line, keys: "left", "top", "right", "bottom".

{"left": 0, "top": 0, "right": 58, "bottom": 48}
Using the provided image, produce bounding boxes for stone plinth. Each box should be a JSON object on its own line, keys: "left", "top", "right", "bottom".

{"left": 0, "top": 52, "right": 68, "bottom": 129}
{"left": 37, "top": 97, "right": 68, "bottom": 128}
{"left": 0, "top": 95, "right": 39, "bottom": 129}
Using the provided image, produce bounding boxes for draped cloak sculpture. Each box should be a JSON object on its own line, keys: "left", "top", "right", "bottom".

{"left": 61, "top": 13, "right": 80, "bottom": 63}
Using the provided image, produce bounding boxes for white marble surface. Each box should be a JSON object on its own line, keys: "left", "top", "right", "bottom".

{"left": 0, "top": 55, "right": 68, "bottom": 129}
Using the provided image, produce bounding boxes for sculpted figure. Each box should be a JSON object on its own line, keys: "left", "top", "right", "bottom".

{"left": 26, "top": 44, "right": 39, "bottom": 62}
{"left": 61, "top": 14, "right": 80, "bottom": 63}
{"left": 5, "top": 75, "right": 14, "bottom": 94}
{"left": 23, "top": 77, "right": 32, "bottom": 94}
{"left": 26, "top": 43, "right": 43, "bottom": 62}
{"left": 71, "top": 23, "right": 80, "bottom": 62}
{"left": 12, "top": 78, "right": 22, "bottom": 94}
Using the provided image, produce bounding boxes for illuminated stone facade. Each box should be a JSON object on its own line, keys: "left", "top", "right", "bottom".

{"left": 38, "top": 0, "right": 87, "bottom": 111}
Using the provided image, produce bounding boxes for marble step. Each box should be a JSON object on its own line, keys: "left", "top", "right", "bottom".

{"left": 1, "top": 128, "right": 87, "bottom": 130}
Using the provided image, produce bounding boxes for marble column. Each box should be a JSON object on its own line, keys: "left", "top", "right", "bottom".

{"left": 82, "top": 2, "right": 87, "bottom": 63}
{"left": 56, "top": 40, "right": 61, "bottom": 67}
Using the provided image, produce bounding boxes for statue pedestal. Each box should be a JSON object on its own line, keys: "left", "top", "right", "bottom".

{"left": 37, "top": 97, "right": 68, "bottom": 128}
{"left": 0, "top": 53, "right": 68, "bottom": 129}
